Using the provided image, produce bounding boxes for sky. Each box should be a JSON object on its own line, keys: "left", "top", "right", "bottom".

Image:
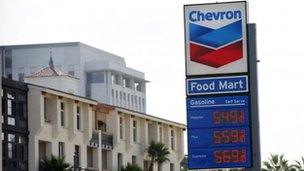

{"left": 1, "top": 0, "right": 304, "bottom": 163}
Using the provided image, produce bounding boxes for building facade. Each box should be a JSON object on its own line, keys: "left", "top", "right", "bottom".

{"left": 95, "top": 106, "right": 186, "bottom": 171}
{"left": 26, "top": 83, "right": 185, "bottom": 171}
{"left": 1, "top": 42, "right": 147, "bottom": 113}
{"left": 27, "top": 84, "right": 98, "bottom": 171}
{"left": 2, "top": 78, "right": 29, "bottom": 171}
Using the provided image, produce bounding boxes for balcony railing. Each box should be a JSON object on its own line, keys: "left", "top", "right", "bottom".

{"left": 89, "top": 131, "right": 99, "bottom": 148}
{"left": 101, "top": 132, "right": 113, "bottom": 150}
{"left": 89, "top": 131, "right": 113, "bottom": 150}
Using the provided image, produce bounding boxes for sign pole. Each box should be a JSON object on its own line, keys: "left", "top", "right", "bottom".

{"left": 247, "top": 23, "right": 261, "bottom": 171}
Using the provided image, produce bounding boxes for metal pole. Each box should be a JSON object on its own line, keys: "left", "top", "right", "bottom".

{"left": 0, "top": 48, "right": 2, "bottom": 171}
{"left": 247, "top": 23, "right": 262, "bottom": 171}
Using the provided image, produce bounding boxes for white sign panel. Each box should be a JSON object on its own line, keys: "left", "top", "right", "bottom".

{"left": 184, "top": 1, "right": 248, "bottom": 76}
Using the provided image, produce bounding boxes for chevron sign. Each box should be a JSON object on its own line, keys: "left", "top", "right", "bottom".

{"left": 184, "top": 2, "right": 248, "bottom": 76}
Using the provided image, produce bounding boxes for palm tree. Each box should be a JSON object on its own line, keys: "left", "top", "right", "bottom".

{"left": 291, "top": 157, "right": 304, "bottom": 171}
{"left": 121, "top": 163, "right": 143, "bottom": 171}
{"left": 147, "top": 140, "right": 170, "bottom": 171}
{"left": 262, "top": 154, "right": 293, "bottom": 171}
{"left": 39, "top": 155, "right": 70, "bottom": 171}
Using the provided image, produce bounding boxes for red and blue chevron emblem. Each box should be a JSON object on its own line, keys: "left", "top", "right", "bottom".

{"left": 189, "top": 20, "right": 243, "bottom": 68}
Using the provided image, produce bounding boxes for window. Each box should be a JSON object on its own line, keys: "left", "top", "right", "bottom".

{"left": 7, "top": 92, "right": 14, "bottom": 115}
{"left": 18, "top": 95, "right": 27, "bottom": 119}
{"left": 111, "top": 89, "right": 114, "bottom": 98}
{"left": 60, "top": 102, "right": 65, "bottom": 127}
{"left": 74, "top": 145, "right": 80, "bottom": 167}
{"left": 123, "top": 77, "right": 130, "bottom": 88}
{"left": 8, "top": 134, "right": 16, "bottom": 159}
{"left": 111, "top": 74, "right": 119, "bottom": 84}
{"left": 127, "top": 94, "right": 130, "bottom": 102}
{"left": 119, "top": 92, "right": 122, "bottom": 106}
{"left": 159, "top": 126, "right": 163, "bottom": 142}
{"left": 97, "top": 120, "right": 106, "bottom": 132}
{"left": 7, "top": 92, "right": 15, "bottom": 126}
{"left": 170, "top": 130, "right": 175, "bottom": 150}
{"left": 118, "top": 153, "right": 123, "bottom": 171}
{"left": 68, "top": 65, "right": 75, "bottom": 76}
{"left": 87, "top": 71, "right": 104, "bottom": 83}
{"left": 119, "top": 117, "right": 123, "bottom": 139}
{"left": 139, "top": 97, "right": 141, "bottom": 111}
{"left": 143, "top": 98, "right": 145, "bottom": 107}
{"left": 44, "top": 97, "right": 48, "bottom": 122}
{"left": 4, "top": 49, "right": 12, "bottom": 78}
{"left": 170, "top": 163, "right": 174, "bottom": 171}
{"left": 132, "top": 155, "right": 137, "bottom": 165}
{"left": 58, "top": 142, "right": 65, "bottom": 159}
{"left": 134, "top": 81, "right": 142, "bottom": 92}
{"left": 133, "top": 120, "right": 137, "bottom": 142}
{"left": 77, "top": 106, "right": 81, "bottom": 130}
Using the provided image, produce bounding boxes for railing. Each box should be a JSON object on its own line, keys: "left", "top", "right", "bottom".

{"left": 89, "top": 131, "right": 113, "bottom": 149}
{"left": 101, "top": 132, "right": 113, "bottom": 150}
{"left": 89, "top": 131, "right": 99, "bottom": 148}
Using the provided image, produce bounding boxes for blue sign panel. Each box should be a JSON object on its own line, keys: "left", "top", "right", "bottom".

{"left": 187, "top": 108, "right": 249, "bottom": 128}
{"left": 186, "top": 95, "right": 252, "bottom": 169}
{"left": 189, "top": 147, "right": 251, "bottom": 169}
{"left": 187, "top": 76, "right": 248, "bottom": 95}
{"left": 187, "top": 96, "right": 248, "bottom": 110}
{"left": 188, "top": 127, "right": 250, "bottom": 148}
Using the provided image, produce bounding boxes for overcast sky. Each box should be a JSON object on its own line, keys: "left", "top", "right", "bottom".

{"left": 1, "top": 0, "right": 304, "bottom": 162}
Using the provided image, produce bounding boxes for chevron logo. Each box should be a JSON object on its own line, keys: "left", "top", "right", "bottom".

{"left": 189, "top": 20, "right": 243, "bottom": 68}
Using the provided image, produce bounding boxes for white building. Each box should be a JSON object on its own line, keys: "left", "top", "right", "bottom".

{"left": 1, "top": 42, "right": 147, "bottom": 113}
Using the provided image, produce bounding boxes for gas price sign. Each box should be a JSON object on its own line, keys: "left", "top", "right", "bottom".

{"left": 184, "top": 1, "right": 258, "bottom": 170}
{"left": 187, "top": 96, "right": 252, "bottom": 169}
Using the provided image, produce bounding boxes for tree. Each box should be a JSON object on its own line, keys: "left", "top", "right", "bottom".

{"left": 262, "top": 154, "right": 294, "bottom": 171}
{"left": 291, "top": 157, "right": 304, "bottom": 171}
{"left": 147, "top": 140, "right": 170, "bottom": 171}
{"left": 39, "top": 155, "right": 70, "bottom": 171}
{"left": 121, "top": 163, "right": 143, "bottom": 171}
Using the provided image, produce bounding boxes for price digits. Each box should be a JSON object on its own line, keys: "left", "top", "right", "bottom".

{"left": 214, "top": 149, "right": 247, "bottom": 164}
{"left": 213, "top": 129, "right": 246, "bottom": 144}
{"left": 213, "top": 109, "right": 245, "bottom": 124}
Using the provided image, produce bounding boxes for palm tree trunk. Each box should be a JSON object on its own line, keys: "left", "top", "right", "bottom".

{"left": 148, "top": 157, "right": 154, "bottom": 171}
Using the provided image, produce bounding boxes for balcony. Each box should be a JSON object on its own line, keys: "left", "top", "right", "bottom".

{"left": 101, "top": 132, "right": 113, "bottom": 150}
{"left": 88, "top": 131, "right": 113, "bottom": 150}
{"left": 89, "top": 131, "right": 99, "bottom": 148}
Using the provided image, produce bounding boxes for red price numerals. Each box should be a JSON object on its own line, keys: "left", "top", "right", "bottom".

{"left": 213, "top": 110, "right": 245, "bottom": 124}
{"left": 213, "top": 129, "right": 246, "bottom": 144}
{"left": 214, "top": 149, "right": 247, "bottom": 163}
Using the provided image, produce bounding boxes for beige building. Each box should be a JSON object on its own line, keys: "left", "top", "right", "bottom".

{"left": 95, "top": 105, "right": 186, "bottom": 171}
{"left": 25, "top": 58, "right": 186, "bottom": 171}
{"left": 27, "top": 83, "right": 98, "bottom": 171}
{"left": 27, "top": 83, "right": 186, "bottom": 171}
